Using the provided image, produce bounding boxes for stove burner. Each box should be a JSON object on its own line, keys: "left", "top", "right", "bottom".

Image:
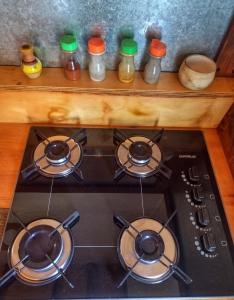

{"left": 45, "top": 140, "right": 70, "bottom": 165}
{"left": 10, "top": 218, "right": 73, "bottom": 286}
{"left": 135, "top": 230, "right": 164, "bottom": 264}
{"left": 117, "top": 218, "right": 178, "bottom": 284}
{"left": 18, "top": 225, "right": 62, "bottom": 270}
{"left": 33, "top": 135, "right": 82, "bottom": 177}
{"left": 116, "top": 136, "right": 162, "bottom": 177}
{"left": 129, "top": 142, "right": 153, "bottom": 165}
{"left": 21, "top": 129, "right": 87, "bottom": 181}
{"left": 113, "top": 129, "right": 172, "bottom": 180}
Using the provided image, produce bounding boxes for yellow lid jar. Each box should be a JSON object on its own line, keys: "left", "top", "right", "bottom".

{"left": 20, "top": 44, "right": 42, "bottom": 79}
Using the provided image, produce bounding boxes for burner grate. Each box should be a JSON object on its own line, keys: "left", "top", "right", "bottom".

{"left": 21, "top": 128, "right": 87, "bottom": 181}
{"left": 0, "top": 211, "right": 80, "bottom": 288}
{"left": 113, "top": 129, "right": 172, "bottom": 180}
{"left": 113, "top": 213, "right": 192, "bottom": 287}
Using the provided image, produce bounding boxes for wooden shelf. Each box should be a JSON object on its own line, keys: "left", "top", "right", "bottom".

{"left": 0, "top": 66, "right": 233, "bottom": 128}
{"left": 0, "top": 66, "right": 233, "bottom": 98}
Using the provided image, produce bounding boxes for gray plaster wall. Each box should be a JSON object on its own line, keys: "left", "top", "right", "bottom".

{"left": 0, "top": 0, "right": 233, "bottom": 71}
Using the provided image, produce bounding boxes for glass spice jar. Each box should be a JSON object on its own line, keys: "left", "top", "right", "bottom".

{"left": 60, "top": 34, "right": 80, "bottom": 81}
{"left": 118, "top": 39, "right": 138, "bottom": 83}
{"left": 143, "top": 39, "right": 167, "bottom": 84}
{"left": 88, "top": 37, "right": 106, "bottom": 81}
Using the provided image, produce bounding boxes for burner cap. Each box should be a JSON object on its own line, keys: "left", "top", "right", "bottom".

{"left": 135, "top": 230, "right": 164, "bottom": 264}
{"left": 45, "top": 140, "right": 70, "bottom": 165}
{"left": 129, "top": 141, "right": 152, "bottom": 165}
{"left": 18, "top": 225, "right": 62, "bottom": 270}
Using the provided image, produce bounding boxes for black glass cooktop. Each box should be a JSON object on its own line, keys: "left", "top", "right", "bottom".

{"left": 0, "top": 127, "right": 233, "bottom": 300}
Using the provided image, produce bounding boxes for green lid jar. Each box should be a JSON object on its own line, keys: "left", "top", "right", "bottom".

{"left": 60, "top": 34, "right": 80, "bottom": 81}
{"left": 60, "top": 35, "right": 79, "bottom": 52}
{"left": 120, "top": 39, "right": 138, "bottom": 56}
{"left": 119, "top": 39, "right": 137, "bottom": 83}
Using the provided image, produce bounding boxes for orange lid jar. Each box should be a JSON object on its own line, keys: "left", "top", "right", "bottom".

{"left": 88, "top": 37, "right": 106, "bottom": 82}
{"left": 143, "top": 39, "right": 167, "bottom": 84}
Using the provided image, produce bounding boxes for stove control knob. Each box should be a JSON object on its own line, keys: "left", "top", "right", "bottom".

{"left": 201, "top": 232, "right": 216, "bottom": 253}
{"left": 192, "top": 186, "right": 205, "bottom": 204}
{"left": 197, "top": 207, "right": 210, "bottom": 227}
{"left": 188, "top": 166, "right": 200, "bottom": 183}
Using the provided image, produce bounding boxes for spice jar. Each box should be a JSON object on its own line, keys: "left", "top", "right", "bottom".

{"left": 88, "top": 37, "right": 106, "bottom": 81}
{"left": 60, "top": 34, "right": 80, "bottom": 81}
{"left": 20, "top": 44, "right": 42, "bottom": 79}
{"left": 143, "top": 39, "right": 166, "bottom": 84}
{"left": 118, "top": 39, "right": 138, "bottom": 83}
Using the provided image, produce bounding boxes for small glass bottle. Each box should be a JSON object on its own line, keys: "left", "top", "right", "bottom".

{"left": 88, "top": 37, "right": 106, "bottom": 81}
{"left": 118, "top": 39, "right": 138, "bottom": 83}
{"left": 20, "top": 44, "right": 42, "bottom": 79}
{"left": 60, "top": 35, "right": 80, "bottom": 81}
{"left": 144, "top": 39, "right": 166, "bottom": 84}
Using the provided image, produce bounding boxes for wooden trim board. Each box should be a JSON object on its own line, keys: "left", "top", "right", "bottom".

{"left": 215, "top": 18, "right": 234, "bottom": 77}
{"left": 218, "top": 104, "right": 234, "bottom": 178}
{"left": 0, "top": 90, "right": 233, "bottom": 127}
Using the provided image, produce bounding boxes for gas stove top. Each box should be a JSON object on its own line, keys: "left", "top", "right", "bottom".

{"left": 0, "top": 127, "right": 233, "bottom": 299}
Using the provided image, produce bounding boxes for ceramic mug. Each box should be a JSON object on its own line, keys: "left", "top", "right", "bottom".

{"left": 178, "top": 54, "right": 216, "bottom": 90}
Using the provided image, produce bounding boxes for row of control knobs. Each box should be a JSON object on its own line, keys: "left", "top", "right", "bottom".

{"left": 187, "top": 166, "right": 217, "bottom": 254}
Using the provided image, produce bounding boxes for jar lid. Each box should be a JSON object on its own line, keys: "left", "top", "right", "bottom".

{"left": 120, "top": 39, "right": 138, "bottom": 55}
{"left": 88, "top": 37, "right": 105, "bottom": 54}
{"left": 60, "top": 35, "right": 78, "bottom": 52}
{"left": 20, "top": 44, "right": 35, "bottom": 63}
{"left": 149, "top": 39, "right": 166, "bottom": 57}
{"left": 20, "top": 44, "right": 33, "bottom": 55}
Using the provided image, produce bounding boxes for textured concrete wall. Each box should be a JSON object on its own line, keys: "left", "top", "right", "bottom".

{"left": 1, "top": 0, "right": 233, "bottom": 71}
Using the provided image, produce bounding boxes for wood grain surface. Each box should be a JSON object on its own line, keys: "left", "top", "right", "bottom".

{"left": 0, "top": 124, "right": 233, "bottom": 242}
{"left": 0, "top": 90, "right": 233, "bottom": 128}
{"left": 0, "top": 208, "right": 8, "bottom": 243}
{"left": 216, "top": 18, "right": 234, "bottom": 77}
{"left": 218, "top": 104, "right": 234, "bottom": 178}
{"left": 0, "top": 124, "right": 29, "bottom": 210}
